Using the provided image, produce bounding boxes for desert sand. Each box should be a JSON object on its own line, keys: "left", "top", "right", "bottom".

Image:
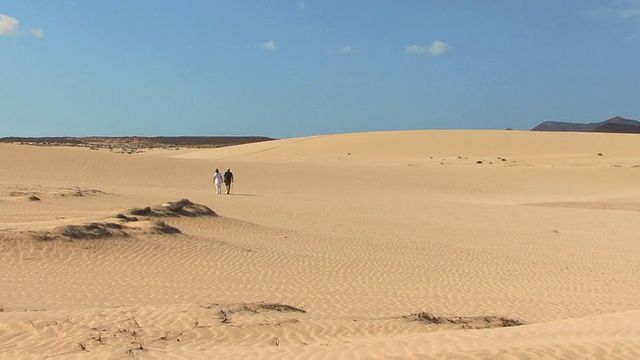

{"left": 1, "top": 130, "right": 640, "bottom": 359}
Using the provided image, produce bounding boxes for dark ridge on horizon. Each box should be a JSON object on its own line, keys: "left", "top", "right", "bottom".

{"left": 0, "top": 136, "right": 276, "bottom": 152}
{"left": 532, "top": 116, "right": 640, "bottom": 134}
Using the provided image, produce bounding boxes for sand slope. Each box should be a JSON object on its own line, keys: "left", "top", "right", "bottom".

{"left": 1, "top": 130, "right": 640, "bottom": 359}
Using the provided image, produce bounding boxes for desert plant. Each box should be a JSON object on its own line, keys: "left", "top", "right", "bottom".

{"left": 152, "top": 221, "right": 181, "bottom": 234}
{"left": 258, "top": 303, "right": 306, "bottom": 313}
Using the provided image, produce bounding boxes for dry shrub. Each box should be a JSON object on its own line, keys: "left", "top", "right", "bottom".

{"left": 130, "top": 207, "right": 155, "bottom": 216}
{"left": 414, "top": 312, "right": 444, "bottom": 324}
{"left": 151, "top": 221, "right": 181, "bottom": 234}
{"left": 409, "top": 312, "right": 523, "bottom": 329}
{"left": 163, "top": 199, "right": 216, "bottom": 217}
{"left": 59, "top": 222, "right": 127, "bottom": 239}
{"left": 128, "top": 200, "right": 215, "bottom": 218}
{"left": 257, "top": 303, "right": 306, "bottom": 313}
{"left": 115, "top": 213, "right": 139, "bottom": 222}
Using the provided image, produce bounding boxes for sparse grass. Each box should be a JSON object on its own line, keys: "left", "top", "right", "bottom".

{"left": 27, "top": 199, "right": 217, "bottom": 243}
{"left": 91, "top": 332, "right": 105, "bottom": 345}
{"left": 240, "top": 304, "right": 258, "bottom": 313}
{"left": 499, "top": 317, "right": 524, "bottom": 327}
{"left": 132, "top": 317, "right": 142, "bottom": 329}
{"left": 408, "top": 312, "right": 524, "bottom": 329}
{"left": 164, "top": 199, "right": 194, "bottom": 212}
{"left": 216, "top": 302, "right": 306, "bottom": 325}
{"left": 152, "top": 221, "right": 181, "bottom": 234}
{"left": 130, "top": 207, "right": 154, "bottom": 216}
{"left": 414, "top": 312, "right": 444, "bottom": 324}
{"left": 193, "top": 320, "right": 211, "bottom": 328}
{"left": 126, "top": 340, "right": 146, "bottom": 356}
{"left": 163, "top": 199, "right": 216, "bottom": 217}
{"left": 59, "top": 222, "right": 127, "bottom": 239}
{"left": 44, "top": 341, "right": 90, "bottom": 358}
{"left": 219, "top": 310, "right": 230, "bottom": 323}
{"left": 156, "top": 331, "right": 183, "bottom": 342}
{"left": 258, "top": 303, "right": 306, "bottom": 313}
{"left": 115, "top": 213, "right": 138, "bottom": 222}
{"left": 129, "top": 199, "right": 215, "bottom": 218}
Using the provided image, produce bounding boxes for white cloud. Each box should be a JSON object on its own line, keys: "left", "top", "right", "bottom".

{"left": 404, "top": 40, "right": 452, "bottom": 56}
{"left": 624, "top": 33, "right": 640, "bottom": 40}
{"left": 261, "top": 40, "right": 277, "bottom": 51}
{"left": 619, "top": 1, "right": 640, "bottom": 23}
{"left": 582, "top": 1, "right": 640, "bottom": 25}
{"left": 30, "top": 28, "right": 43, "bottom": 38}
{"left": 327, "top": 45, "right": 354, "bottom": 55}
{"left": 0, "top": 14, "right": 19, "bottom": 36}
{"left": 339, "top": 45, "right": 353, "bottom": 54}
{"left": 0, "top": 14, "right": 43, "bottom": 38}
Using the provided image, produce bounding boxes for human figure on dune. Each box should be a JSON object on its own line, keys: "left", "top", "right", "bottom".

{"left": 213, "top": 168, "right": 223, "bottom": 194}
{"left": 223, "top": 168, "right": 234, "bottom": 195}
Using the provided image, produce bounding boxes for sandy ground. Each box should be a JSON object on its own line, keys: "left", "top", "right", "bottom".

{"left": 1, "top": 130, "right": 639, "bottom": 359}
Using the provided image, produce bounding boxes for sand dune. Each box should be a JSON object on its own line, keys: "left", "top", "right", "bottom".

{"left": 1, "top": 130, "right": 640, "bottom": 359}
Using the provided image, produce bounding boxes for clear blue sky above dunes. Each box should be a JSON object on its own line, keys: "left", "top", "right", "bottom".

{"left": 1, "top": 0, "right": 639, "bottom": 138}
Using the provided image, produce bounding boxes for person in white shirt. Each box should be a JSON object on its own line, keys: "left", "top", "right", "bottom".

{"left": 213, "top": 169, "right": 223, "bottom": 194}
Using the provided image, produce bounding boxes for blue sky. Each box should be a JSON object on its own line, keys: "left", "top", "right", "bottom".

{"left": 1, "top": 1, "right": 639, "bottom": 138}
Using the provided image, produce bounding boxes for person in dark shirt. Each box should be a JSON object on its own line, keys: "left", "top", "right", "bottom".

{"left": 223, "top": 168, "right": 234, "bottom": 194}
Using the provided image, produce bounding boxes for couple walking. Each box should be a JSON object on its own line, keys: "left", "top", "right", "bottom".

{"left": 213, "top": 168, "right": 234, "bottom": 195}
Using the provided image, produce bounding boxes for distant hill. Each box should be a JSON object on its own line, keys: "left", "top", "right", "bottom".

{"left": 0, "top": 136, "right": 275, "bottom": 153}
{"left": 532, "top": 116, "right": 640, "bottom": 133}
